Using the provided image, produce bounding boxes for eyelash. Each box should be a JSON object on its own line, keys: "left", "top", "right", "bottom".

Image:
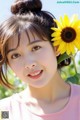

{"left": 11, "top": 53, "right": 21, "bottom": 59}
{"left": 10, "top": 46, "right": 41, "bottom": 59}
{"left": 32, "top": 45, "right": 41, "bottom": 52}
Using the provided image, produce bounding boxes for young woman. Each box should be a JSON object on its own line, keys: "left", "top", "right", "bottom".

{"left": 0, "top": 0, "right": 80, "bottom": 120}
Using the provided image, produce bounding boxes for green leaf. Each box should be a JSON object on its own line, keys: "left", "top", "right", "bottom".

{"left": 66, "top": 73, "right": 80, "bottom": 84}
{"left": 57, "top": 53, "right": 70, "bottom": 64}
{"left": 78, "top": 60, "right": 80, "bottom": 65}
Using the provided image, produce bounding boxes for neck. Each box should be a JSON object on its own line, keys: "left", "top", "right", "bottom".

{"left": 27, "top": 71, "right": 70, "bottom": 103}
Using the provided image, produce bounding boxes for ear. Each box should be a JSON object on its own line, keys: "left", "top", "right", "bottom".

{"left": 54, "top": 46, "right": 60, "bottom": 57}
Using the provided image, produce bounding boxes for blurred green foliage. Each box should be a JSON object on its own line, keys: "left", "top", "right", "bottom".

{"left": 0, "top": 67, "right": 27, "bottom": 99}
{"left": 0, "top": 56, "right": 80, "bottom": 99}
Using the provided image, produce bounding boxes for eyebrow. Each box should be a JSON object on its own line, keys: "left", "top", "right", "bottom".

{"left": 28, "top": 39, "right": 43, "bottom": 45}
{"left": 7, "top": 48, "right": 18, "bottom": 55}
{"left": 7, "top": 40, "right": 43, "bottom": 54}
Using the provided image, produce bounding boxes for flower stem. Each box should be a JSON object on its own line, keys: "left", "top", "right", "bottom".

{"left": 71, "top": 55, "right": 77, "bottom": 74}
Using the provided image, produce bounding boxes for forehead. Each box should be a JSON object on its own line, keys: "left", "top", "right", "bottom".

{"left": 7, "top": 30, "right": 42, "bottom": 49}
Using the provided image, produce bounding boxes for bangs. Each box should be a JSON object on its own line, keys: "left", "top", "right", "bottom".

{"left": 19, "top": 22, "right": 49, "bottom": 43}
{"left": 5, "top": 22, "right": 48, "bottom": 56}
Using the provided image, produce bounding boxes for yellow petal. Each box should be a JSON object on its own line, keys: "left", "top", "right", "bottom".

{"left": 51, "top": 37, "right": 61, "bottom": 41}
{"left": 58, "top": 41, "right": 66, "bottom": 51}
{"left": 63, "top": 15, "right": 70, "bottom": 26}
{"left": 60, "top": 49, "right": 65, "bottom": 54}
{"left": 60, "top": 16, "right": 65, "bottom": 27}
{"left": 66, "top": 44, "right": 71, "bottom": 55}
{"left": 51, "top": 27, "right": 61, "bottom": 32}
{"left": 54, "top": 19, "right": 63, "bottom": 29}
{"left": 53, "top": 40, "right": 61, "bottom": 46}
{"left": 68, "top": 43, "right": 75, "bottom": 54}
{"left": 59, "top": 44, "right": 67, "bottom": 54}
{"left": 74, "top": 40, "right": 80, "bottom": 49}
{"left": 51, "top": 32, "right": 61, "bottom": 37}
{"left": 70, "top": 14, "right": 78, "bottom": 26}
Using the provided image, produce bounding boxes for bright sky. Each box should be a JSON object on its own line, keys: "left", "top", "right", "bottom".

{"left": 0, "top": 0, "right": 80, "bottom": 23}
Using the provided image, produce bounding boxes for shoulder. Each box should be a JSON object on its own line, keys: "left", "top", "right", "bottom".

{"left": 71, "top": 84, "right": 80, "bottom": 111}
{"left": 0, "top": 93, "right": 20, "bottom": 110}
{"left": 0, "top": 90, "right": 27, "bottom": 110}
{"left": 71, "top": 84, "right": 80, "bottom": 104}
{"left": 0, "top": 96, "right": 11, "bottom": 109}
{"left": 71, "top": 83, "right": 80, "bottom": 94}
{"left": 0, "top": 96, "right": 11, "bottom": 103}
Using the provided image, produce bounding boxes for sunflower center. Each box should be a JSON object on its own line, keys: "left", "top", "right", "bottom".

{"left": 61, "top": 27, "right": 76, "bottom": 43}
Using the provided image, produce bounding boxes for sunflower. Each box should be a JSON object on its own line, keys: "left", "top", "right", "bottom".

{"left": 51, "top": 14, "right": 80, "bottom": 55}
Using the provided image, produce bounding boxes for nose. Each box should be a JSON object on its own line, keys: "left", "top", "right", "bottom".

{"left": 25, "top": 62, "right": 36, "bottom": 70}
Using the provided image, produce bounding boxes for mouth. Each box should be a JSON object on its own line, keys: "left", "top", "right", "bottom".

{"left": 28, "top": 70, "right": 43, "bottom": 79}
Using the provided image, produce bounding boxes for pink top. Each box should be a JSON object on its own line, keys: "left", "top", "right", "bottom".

{"left": 0, "top": 84, "right": 80, "bottom": 120}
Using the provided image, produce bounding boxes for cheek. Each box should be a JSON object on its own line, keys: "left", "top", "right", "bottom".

{"left": 36, "top": 49, "right": 57, "bottom": 69}
{"left": 43, "top": 50, "right": 57, "bottom": 71}
{"left": 9, "top": 61, "right": 23, "bottom": 76}
{"left": 41, "top": 48, "right": 56, "bottom": 62}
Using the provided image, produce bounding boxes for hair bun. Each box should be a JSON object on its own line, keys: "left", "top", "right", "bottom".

{"left": 11, "top": 0, "right": 42, "bottom": 14}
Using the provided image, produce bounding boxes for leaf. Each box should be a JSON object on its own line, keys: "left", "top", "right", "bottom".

{"left": 57, "top": 53, "right": 70, "bottom": 64}
{"left": 66, "top": 73, "right": 80, "bottom": 84}
{"left": 78, "top": 60, "right": 80, "bottom": 65}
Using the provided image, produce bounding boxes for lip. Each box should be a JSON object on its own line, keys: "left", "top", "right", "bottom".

{"left": 28, "top": 70, "right": 43, "bottom": 79}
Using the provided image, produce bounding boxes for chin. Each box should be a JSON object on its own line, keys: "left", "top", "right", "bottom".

{"left": 29, "top": 79, "right": 50, "bottom": 88}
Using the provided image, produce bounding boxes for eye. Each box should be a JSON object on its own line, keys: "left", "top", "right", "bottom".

{"left": 11, "top": 53, "right": 21, "bottom": 59}
{"left": 32, "top": 46, "right": 41, "bottom": 52}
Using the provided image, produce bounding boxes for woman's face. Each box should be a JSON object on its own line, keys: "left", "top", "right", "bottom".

{"left": 7, "top": 30, "right": 57, "bottom": 88}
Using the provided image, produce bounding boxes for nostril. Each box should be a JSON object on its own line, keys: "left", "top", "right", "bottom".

{"left": 32, "top": 65, "right": 35, "bottom": 67}
{"left": 25, "top": 63, "right": 36, "bottom": 69}
{"left": 25, "top": 66, "right": 29, "bottom": 69}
